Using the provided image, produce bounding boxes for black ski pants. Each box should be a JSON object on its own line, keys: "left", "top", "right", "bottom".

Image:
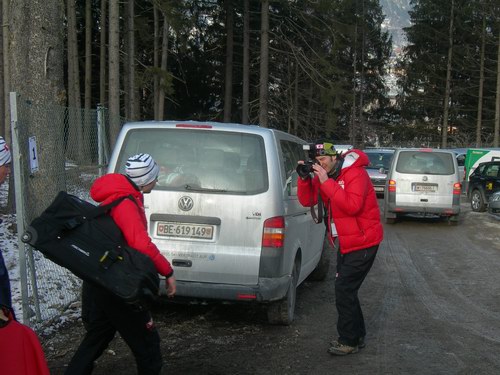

{"left": 335, "top": 244, "right": 378, "bottom": 347}
{"left": 65, "top": 283, "right": 162, "bottom": 375}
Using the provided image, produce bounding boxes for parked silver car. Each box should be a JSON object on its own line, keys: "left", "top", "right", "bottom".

{"left": 488, "top": 191, "right": 500, "bottom": 218}
{"left": 384, "top": 149, "right": 461, "bottom": 224}
{"left": 108, "top": 121, "right": 328, "bottom": 325}
{"left": 363, "top": 148, "right": 395, "bottom": 196}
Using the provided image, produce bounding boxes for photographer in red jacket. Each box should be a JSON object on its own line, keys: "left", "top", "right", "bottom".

{"left": 297, "top": 140, "right": 383, "bottom": 356}
{"left": 66, "top": 153, "right": 176, "bottom": 374}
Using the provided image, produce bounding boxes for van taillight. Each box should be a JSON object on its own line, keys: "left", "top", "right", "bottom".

{"left": 388, "top": 179, "right": 396, "bottom": 192}
{"left": 453, "top": 183, "right": 461, "bottom": 195}
{"left": 262, "top": 216, "right": 285, "bottom": 248}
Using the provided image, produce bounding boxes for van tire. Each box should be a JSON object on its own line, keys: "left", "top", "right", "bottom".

{"left": 267, "top": 262, "right": 298, "bottom": 325}
{"left": 308, "top": 238, "right": 331, "bottom": 281}
{"left": 470, "top": 190, "right": 486, "bottom": 212}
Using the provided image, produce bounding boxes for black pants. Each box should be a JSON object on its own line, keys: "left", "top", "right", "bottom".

{"left": 335, "top": 245, "right": 378, "bottom": 347}
{"left": 65, "top": 283, "right": 162, "bottom": 375}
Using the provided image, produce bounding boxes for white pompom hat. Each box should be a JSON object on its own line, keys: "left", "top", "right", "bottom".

{"left": 0, "top": 137, "right": 11, "bottom": 166}
{"left": 125, "top": 153, "right": 159, "bottom": 187}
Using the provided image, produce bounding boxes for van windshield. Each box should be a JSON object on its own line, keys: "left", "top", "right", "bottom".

{"left": 396, "top": 151, "right": 455, "bottom": 175}
{"left": 366, "top": 152, "right": 393, "bottom": 170}
{"left": 115, "top": 129, "right": 268, "bottom": 194}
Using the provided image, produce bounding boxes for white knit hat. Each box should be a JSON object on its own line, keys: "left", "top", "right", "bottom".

{"left": 0, "top": 137, "right": 12, "bottom": 166}
{"left": 125, "top": 153, "right": 159, "bottom": 187}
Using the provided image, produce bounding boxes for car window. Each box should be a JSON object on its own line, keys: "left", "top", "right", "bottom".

{"left": 395, "top": 151, "right": 455, "bottom": 175}
{"left": 366, "top": 152, "right": 393, "bottom": 170}
{"left": 280, "top": 140, "right": 306, "bottom": 190}
{"left": 483, "top": 164, "right": 500, "bottom": 178}
{"left": 116, "top": 128, "right": 268, "bottom": 194}
{"left": 456, "top": 154, "right": 465, "bottom": 167}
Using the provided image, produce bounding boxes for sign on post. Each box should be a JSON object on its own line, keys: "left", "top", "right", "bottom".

{"left": 28, "top": 136, "right": 39, "bottom": 173}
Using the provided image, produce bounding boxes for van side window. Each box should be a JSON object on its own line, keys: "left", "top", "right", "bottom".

{"left": 280, "top": 140, "right": 306, "bottom": 191}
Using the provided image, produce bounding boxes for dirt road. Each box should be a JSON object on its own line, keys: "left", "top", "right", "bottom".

{"left": 43, "top": 201, "right": 500, "bottom": 374}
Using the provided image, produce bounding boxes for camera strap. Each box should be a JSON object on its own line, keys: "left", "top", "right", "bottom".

{"left": 310, "top": 184, "right": 324, "bottom": 224}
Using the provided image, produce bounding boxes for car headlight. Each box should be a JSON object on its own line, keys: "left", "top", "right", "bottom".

{"left": 490, "top": 193, "right": 500, "bottom": 202}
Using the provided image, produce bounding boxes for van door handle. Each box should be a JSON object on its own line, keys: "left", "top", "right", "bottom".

{"left": 172, "top": 259, "right": 192, "bottom": 267}
{"left": 420, "top": 199, "right": 428, "bottom": 202}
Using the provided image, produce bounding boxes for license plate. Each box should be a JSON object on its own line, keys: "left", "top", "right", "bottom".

{"left": 157, "top": 222, "right": 214, "bottom": 240}
{"left": 414, "top": 184, "right": 437, "bottom": 192}
{"left": 374, "top": 186, "right": 384, "bottom": 192}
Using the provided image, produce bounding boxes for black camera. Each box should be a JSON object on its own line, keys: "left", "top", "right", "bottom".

{"left": 296, "top": 144, "right": 319, "bottom": 179}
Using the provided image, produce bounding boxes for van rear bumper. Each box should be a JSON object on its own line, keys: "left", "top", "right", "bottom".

{"left": 385, "top": 202, "right": 460, "bottom": 216}
{"left": 159, "top": 276, "right": 291, "bottom": 303}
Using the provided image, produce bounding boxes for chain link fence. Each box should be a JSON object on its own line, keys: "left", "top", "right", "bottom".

{"left": 10, "top": 92, "right": 125, "bottom": 331}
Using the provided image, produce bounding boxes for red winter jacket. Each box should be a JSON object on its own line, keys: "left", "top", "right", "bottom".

{"left": 0, "top": 307, "right": 50, "bottom": 375}
{"left": 90, "top": 173, "right": 173, "bottom": 277}
{"left": 297, "top": 149, "right": 383, "bottom": 254}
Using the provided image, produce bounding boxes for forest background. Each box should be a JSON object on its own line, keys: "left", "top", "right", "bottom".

{"left": 0, "top": 0, "right": 500, "bottom": 158}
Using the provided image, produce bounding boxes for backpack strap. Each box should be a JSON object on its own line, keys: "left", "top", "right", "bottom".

{"left": 63, "top": 195, "right": 136, "bottom": 230}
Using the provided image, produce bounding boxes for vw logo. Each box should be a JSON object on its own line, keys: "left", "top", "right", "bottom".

{"left": 422, "top": 176, "right": 428, "bottom": 181}
{"left": 178, "top": 196, "right": 194, "bottom": 211}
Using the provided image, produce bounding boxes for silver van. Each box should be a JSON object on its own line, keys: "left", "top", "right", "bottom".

{"left": 108, "top": 121, "right": 328, "bottom": 325}
{"left": 383, "top": 149, "right": 461, "bottom": 224}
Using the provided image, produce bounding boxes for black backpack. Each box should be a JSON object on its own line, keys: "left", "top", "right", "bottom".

{"left": 22, "top": 191, "right": 160, "bottom": 309}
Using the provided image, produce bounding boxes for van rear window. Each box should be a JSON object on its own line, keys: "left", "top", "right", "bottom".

{"left": 115, "top": 129, "right": 268, "bottom": 194}
{"left": 395, "top": 151, "right": 455, "bottom": 175}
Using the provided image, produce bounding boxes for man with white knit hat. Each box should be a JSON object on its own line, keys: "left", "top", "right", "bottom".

{"left": 66, "top": 153, "right": 175, "bottom": 375}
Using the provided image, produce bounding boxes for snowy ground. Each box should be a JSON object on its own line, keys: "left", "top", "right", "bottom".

{"left": 1, "top": 175, "right": 84, "bottom": 335}
{"left": 0, "top": 177, "right": 21, "bottom": 313}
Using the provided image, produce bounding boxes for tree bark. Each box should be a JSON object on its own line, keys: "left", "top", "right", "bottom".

{"left": 1, "top": 0, "right": 9, "bottom": 141}
{"left": 258, "top": 0, "right": 269, "bottom": 127}
{"left": 242, "top": 0, "right": 249, "bottom": 124}
{"left": 127, "top": 0, "right": 137, "bottom": 120}
{"left": 494, "top": 28, "right": 500, "bottom": 148}
{"left": 475, "top": 15, "right": 486, "bottom": 148}
{"left": 108, "top": 0, "right": 120, "bottom": 148}
{"left": 223, "top": 0, "right": 234, "bottom": 123}
{"left": 10, "top": 0, "right": 66, "bottom": 214}
{"left": 441, "top": 0, "right": 454, "bottom": 149}
{"left": 99, "top": 0, "right": 107, "bottom": 107}
{"left": 67, "top": 0, "right": 80, "bottom": 108}
{"left": 84, "top": 0, "right": 92, "bottom": 110}
{"left": 153, "top": 3, "right": 159, "bottom": 119}
{"left": 157, "top": 13, "right": 169, "bottom": 121}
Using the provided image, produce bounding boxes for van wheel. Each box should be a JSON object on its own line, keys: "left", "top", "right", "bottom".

{"left": 308, "top": 237, "right": 331, "bottom": 281}
{"left": 471, "top": 190, "right": 486, "bottom": 212}
{"left": 267, "top": 263, "right": 298, "bottom": 326}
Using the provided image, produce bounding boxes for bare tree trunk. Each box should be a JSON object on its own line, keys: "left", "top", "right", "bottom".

{"left": 153, "top": 4, "right": 159, "bottom": 120}
{"left": 223, "top": 0, "right": 233, "bottom": 123}
{"left": 84, "top": 0, "right": 92, "bottom": 110}
{"left": 350, "top": 22, "right": 358, "bottom": 145}
{"left": 293, "top": 62, "right": 299, "bottom": 134}
{"left": 67, "top": 0, "right": 81, "bottom": 108}
{"left": 0, "top": 4, "right": 4, "bottom": 138}
{"left": 127, "top": 0, "right": 137, "bottom": 120}
{"left": 10, "top": 0, "right": 66, "bottom": 212}
{"left": 108, "top": 0, "right": 120, "bottom": 148}
{"left": 2, "top": 1, "right": 9, "bottom": 141}
{"left": 242, "top": 0, "right": 249, "bottom": 124}
{"left": 157, "top": 13, "right": 169, "bottom": 121}
{"left": 258, "top": 0, "right": 269, "bottom": 128}
{"left": 494, "top": 28, "right": 500, "bottom": 147}
{"left": 358, "top": 0, "right": 366, "bottom": 148}
{"left": 441, "top": 0, "right": 454, "bottom": 149}
{"left": 99, "top": 0, "right": 107, "bottom": 107}
{"left": 475, "top": 15, "right": 486, "bottom": 148}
